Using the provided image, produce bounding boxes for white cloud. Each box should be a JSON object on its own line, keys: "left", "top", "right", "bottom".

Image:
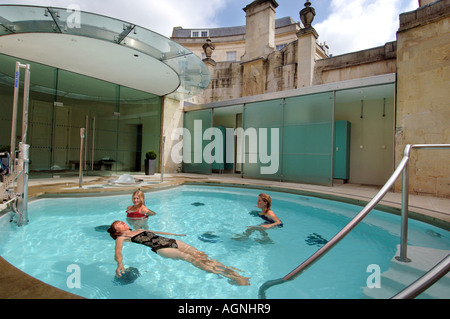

{"left": 314, "top": 0, "right": 417, "bottom": 56}
{"left": 85, "top": 0, "right": 228, "bottom": 36}
{"left": 1, "top": 0, "right": 418, "bottom": 52}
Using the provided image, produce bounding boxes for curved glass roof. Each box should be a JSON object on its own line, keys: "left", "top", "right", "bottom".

{"left": 0, "top": 4, "right": 210, "bottom": 100}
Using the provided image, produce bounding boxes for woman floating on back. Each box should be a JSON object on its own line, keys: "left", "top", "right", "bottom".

{"left": 107, "top": 221, "right": 250, "bottom": 286}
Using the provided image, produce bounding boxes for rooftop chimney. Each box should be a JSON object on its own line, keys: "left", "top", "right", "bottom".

{"left": 241, "top": 0, "right": 279, "bottom": 62}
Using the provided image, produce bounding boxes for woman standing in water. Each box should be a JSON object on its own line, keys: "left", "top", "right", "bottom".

{"left": 107, "top": 221, "right": 250, "bottom": 286}
{"left": 126, "top": 190, "right": 155, "bottom": 229}
{"left": 256, "top": 193, "right": 283, "bottom": 228}
{"left": 233, "top": 193, "right": 282, "bottom": 243}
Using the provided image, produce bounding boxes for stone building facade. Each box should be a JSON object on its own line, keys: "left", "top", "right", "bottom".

{"left": 395, "top": 0, "right": 450, "bottom": 196}
{"left": 166, "top": 0, "right": 449, "bottom": 197}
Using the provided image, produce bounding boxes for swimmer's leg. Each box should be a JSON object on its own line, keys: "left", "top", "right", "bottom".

{"left": 157, "top": 242, "right": 250, "bottom": 286}
{"left": 232, "top": 226, "right": 265, "bottom": 241}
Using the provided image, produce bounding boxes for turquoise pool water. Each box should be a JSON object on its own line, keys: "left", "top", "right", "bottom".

{"left": 0, "top": 185, "right": 449, "bottom": 299}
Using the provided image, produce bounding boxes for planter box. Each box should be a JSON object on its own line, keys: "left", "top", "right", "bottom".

{"left": 145, "top": 159, "right": 156, "bottom": 175}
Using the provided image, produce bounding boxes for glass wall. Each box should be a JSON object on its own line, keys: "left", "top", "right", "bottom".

{"left": 240, "top": 92, "right": 334, "bottom": 184}
{"left": 183, "top": 82, "right": 394, "bottom": 187}
{"left": 242, "top": 99, "right": 283, "bottom": 180}
{"left": 282, "top": 92, "right": 334, "bottom": 185}
{"left": 182, "top": 109, "right": 213, "bottom": 174}
{"left": 0, "top": 54, "right": 161, "bottom": 177}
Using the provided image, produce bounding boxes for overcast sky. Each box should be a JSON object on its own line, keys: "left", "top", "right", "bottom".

{"left": 1, "top": 0, "right": 418, "bottom": 56}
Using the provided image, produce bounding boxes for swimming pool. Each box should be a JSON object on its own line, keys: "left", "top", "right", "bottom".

{"left": 0, "top": 184, "right": 449, "bottom": 299}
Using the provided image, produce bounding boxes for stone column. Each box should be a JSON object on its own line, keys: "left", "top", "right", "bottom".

{"left": 241, "top": 0, "right": 278, "bottom": 96}
{"left": 241, "top": 0, "right": 278, "bottom": 61}
{"left": 296, "top": 27, "right": 318, "bottom": 87}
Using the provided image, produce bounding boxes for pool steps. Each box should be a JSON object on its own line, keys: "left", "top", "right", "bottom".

{"left": 363, "top": 245, "right": 450, "bottom": 299}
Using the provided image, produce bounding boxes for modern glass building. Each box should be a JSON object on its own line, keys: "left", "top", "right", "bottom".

{"left": 183, "top": 77, "right": 395, "bottom": 186}
{"left": 0, "top": 5, "right": 209, "bottom": 177}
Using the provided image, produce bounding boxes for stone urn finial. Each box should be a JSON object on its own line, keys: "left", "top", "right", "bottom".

{"left": 202, "top": 38, "right": 215, "bottom": 59}
{"left": 300, "top": 1, "right": 316, "bottom": 28}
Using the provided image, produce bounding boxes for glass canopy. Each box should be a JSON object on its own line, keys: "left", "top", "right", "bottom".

{"left": 0, "top": 4, "right": 210, "bottom": 100}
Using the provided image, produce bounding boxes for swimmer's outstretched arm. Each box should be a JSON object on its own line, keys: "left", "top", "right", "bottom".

{"left": 114, "top": 237, "right": 126, "bottom": 277}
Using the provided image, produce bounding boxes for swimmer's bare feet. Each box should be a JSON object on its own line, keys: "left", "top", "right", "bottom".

{"left": 228, "top": 276, "right": 250, "bottom": 286}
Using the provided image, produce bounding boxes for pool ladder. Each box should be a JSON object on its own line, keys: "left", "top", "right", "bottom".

{"left": 258, "top": 144, "right": 450, "bottom": 299}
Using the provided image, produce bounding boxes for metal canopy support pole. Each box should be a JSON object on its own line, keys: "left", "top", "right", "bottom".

{"left": 21, "top": 64, "right": 30, "bottom": 144}
{"left": 18, "top": 64, "right": 31, "bottom": 225}
{"left": 17, "top": 142, "right": 30, "bottom": 225}
{"left": 10, "top": 62, "right": 21, "bottom": 172}
{"left": 11, "top": 62, "right": 31, "bottom": 171}
{"left": 91, "top": 116, "right": 95, "bottom": 171}
{"left": 160, "top": 136, "right": 165, "bottom": 182}
{"left": 10, "top": 62, "right": 31, "bottom": 226}
{"left": 79, "top": 128, "right": 86, "bottom": 188}
{"left": 84, "top": 115, "right": 88, "bottom": 170}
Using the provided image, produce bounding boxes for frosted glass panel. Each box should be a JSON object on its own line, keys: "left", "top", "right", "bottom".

{"left": 242, "top": 99, "right": 283, "bottom": 180}
{"left": 182, "top": 109, "right": 212, "bottom": 174}
{"left": 283, "top": 92, "right": 334, "bottom": 185}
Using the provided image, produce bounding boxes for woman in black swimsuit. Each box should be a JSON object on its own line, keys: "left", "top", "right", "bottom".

{"left": 256, "top": 193, "right": 283, "bottom": 228}
{"left": 232, "top": 193, "right": 283, "bottom": 243}
{"left": 107, "top": 221, "right": 250, "bottom": 286}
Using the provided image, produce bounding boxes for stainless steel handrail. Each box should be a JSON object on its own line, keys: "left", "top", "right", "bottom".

{"left": 397, "top": 144, "right": 450, "bottom": 262}
{"left": 258, "top": 143, "right": 450, "bottom": 299}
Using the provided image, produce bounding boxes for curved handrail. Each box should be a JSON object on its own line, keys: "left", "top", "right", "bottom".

{"left": 258, "top": 143, "right": 450, "bottom": 299}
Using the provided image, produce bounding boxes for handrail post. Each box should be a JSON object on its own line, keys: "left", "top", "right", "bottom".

{"left": 396, "top": 144, "right": 412, "bottom": 262}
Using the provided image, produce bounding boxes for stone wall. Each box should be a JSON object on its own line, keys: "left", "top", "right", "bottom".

{"left": 395, "top": 0, "right": 450, "bottom": 197}
{"left": 314, "top": 42, "right": 397, "bottom": 85}
{"left": 188, "top": 39, "right": 396, "bottom": 103}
